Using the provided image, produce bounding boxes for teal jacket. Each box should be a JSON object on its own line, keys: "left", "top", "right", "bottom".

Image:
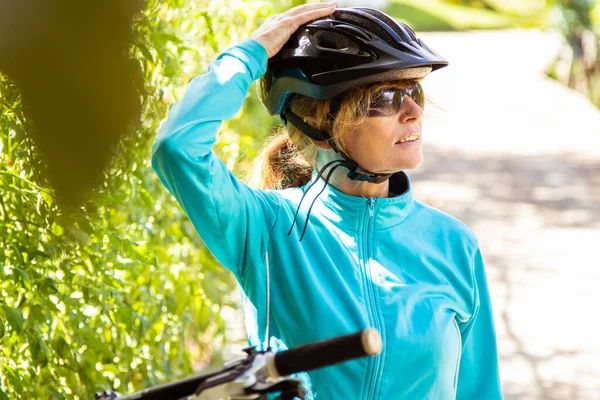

{"left": 151, "top": 39, "right": 503, "bottom": 400}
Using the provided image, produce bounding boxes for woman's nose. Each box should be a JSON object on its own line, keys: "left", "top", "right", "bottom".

{"left": 398, "top": 95, "right": 423, "bottom": 123}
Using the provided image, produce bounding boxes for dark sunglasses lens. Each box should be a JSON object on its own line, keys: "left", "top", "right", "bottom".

{"left": 407, "top": 82, "right": 425, "bottom": 109}
{"left": 368, "top": 89, "right": 400, "bottom": 117}
{"left": 367, "top": 83, "right": 424, "bottom": 117}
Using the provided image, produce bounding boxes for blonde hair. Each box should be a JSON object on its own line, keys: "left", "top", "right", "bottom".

{"left": 246, "top": 79, "right": 419, "bottom": 190}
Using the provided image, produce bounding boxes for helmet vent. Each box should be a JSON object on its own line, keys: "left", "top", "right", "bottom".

{"left": 334, "top": 13, "right": 397, "bottom": 47}
{"left": 399, "top": 22, "right": 418, "bottom": 42}
{"left": 355, "top": 8, "right": 417, "bottom": 43}
{"left": 313, "top": 31, "right": 360, "bottom": 54}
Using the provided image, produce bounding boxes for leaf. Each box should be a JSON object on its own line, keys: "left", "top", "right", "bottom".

{"left": 53, "top": 336, "right": 73, "bottom": 361}
{"left": 9, "top": 243, "right": 24, "bottom": 265}
{"left": 136, "top": 42, "right": 155, "bottom": 63}
{"left": 50, "top": 222, "right": 64, "bottom": 236}
{"left": 30, "top": 332, "right": 49, "bottom": 367}
{"left": 78, "top": 329, "right": 111, "bottom": 358}
{"left": 74, "top": 216, "right": 96, "bottom": 236}
{"left": 2, "top": 305, "right": 25, "bottom": 333}
{"left": 29, "top": 304, "right": 47, "bottom": 325}
{"left": 41, "top": 278, "right": 59, "bottom": 294}
{"left": 154, "top": 31, "right": 183, "bottom": 45}
{"left": 65, "top": 223, "right": 92, "bottom": 245}
{"left": 41, "top": 190, "right": 54, "bottom": 208}
{"left": 13, "top": 267, "right": 31, "bottom": 289}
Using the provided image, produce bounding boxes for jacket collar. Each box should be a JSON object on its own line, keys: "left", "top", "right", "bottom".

{"left": 301, "top": 170, "right": 414, "bottom": 231}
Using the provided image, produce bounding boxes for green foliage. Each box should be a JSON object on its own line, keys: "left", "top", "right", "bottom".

{"left": 551, "top": 0, "right": 598, "bottom": 33}
{"left": 442, "top": 0, "right": 548, "bottom": 19}
{"left": 547, "top": 0, "right": 600, "bottom": 108}
{"left": 387, "top": 0, "right": 525, "bottom": 32}
{"left": 0, "top": 1, "right": 297, "bottom": 398}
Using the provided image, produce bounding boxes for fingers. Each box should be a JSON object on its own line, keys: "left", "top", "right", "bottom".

{"left": 296, "top": 5, "right": 337, "bottom": 24}
{"left": 250, "top": 2, "right": 338, "bottom": 58}
{"left": 283, "top": 4, "right": 337, "bottom": 32}
{"left": 285, "top": 2, "right": 337, "bottom": 18}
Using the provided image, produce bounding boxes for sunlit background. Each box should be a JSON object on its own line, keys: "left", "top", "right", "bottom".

{"left": 0, "top": 0, "right": 598, "bottom": 399}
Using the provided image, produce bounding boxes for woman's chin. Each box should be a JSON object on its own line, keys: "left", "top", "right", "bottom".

{"left": 360, "top": 152, "right": 423, "bottom": 174}
{"left": 393, "top": 153, "right": 424, "bottom": 171}
{"left": 374, "top": 160, "right": 423, "bottom": 175}
{"left": 404, "top": 157, "right": 423, "bottom": 170}
{"left": 390, "top": 144, "right": 423, "bottom": 170}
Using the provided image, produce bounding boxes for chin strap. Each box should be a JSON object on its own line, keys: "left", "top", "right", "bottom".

{"left": 281, "top": 106, "right": 393, "bottom": 184}
{"left": 287, "top": 159, "right": 345, "bottom": 241}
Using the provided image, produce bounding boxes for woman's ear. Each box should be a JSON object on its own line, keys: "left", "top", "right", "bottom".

{"left": 302, "top": 116, "right": 320, "bottom": 129}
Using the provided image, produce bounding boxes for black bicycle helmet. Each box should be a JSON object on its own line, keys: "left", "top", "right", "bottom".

{"left": 258, "top": 7, "right": 448, "bottom": 184}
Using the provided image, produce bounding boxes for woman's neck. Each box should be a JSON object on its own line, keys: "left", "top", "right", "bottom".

{"left": 315, "top": 151, "right": 390, "bottom": 199}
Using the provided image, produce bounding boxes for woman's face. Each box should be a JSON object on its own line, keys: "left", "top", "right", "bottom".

{"left": 342, "top": 93, "right": 424, "bottom": 174}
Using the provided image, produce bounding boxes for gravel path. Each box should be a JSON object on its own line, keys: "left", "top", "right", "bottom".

{"left": 415, "top": 29, "right": 600, "bottom": 399}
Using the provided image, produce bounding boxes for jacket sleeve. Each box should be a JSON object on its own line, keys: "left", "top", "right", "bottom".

{"left": 456, "top": 246, "right": 503, "bottom": 399}
{"left": 151, "top": 39, "right": 280, "bottom": 280}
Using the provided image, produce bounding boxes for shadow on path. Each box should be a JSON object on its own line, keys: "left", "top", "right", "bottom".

{"left": 411, "top": 147, "right": 600, "bottom": 230}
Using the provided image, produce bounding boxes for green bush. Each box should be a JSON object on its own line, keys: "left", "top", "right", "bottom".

{"left": 0, "top": 1, "right": 293, "bottom": 398}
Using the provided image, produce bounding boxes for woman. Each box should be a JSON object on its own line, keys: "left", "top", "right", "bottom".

{"left": 152, "top": 3, "right": 503, "bottom": 399}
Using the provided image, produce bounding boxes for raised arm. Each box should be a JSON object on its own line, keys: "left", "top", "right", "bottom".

{"left": 151, "top": 38, "right": 279, "bottom": 279}
{"left": 151, "top": 3, "right": 338, "bottom": 279}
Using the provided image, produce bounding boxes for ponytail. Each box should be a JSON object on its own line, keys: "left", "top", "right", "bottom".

{"left": 246, "top": 93, "right": 327, "bottom": 190}
{"left": 246, "top": 128, "right": 313, "bottom": 190}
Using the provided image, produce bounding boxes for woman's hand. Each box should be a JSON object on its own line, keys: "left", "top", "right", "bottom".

{"left": 250, "top": 2, "right": 337, "bottom": 59}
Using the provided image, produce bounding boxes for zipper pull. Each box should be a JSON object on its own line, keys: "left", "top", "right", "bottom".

{"left": 367, "top": 198, "right": 375, "bottom": 218}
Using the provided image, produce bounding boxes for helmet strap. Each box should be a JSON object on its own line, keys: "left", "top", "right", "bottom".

{"left": 328, "top": 97, "right": 342, "bottom": 120}
{"left": 281, "top": 107, "right": 393, "bottom": 184}
{"left": 282, "top": 107, "right": 332, "bottom": 144}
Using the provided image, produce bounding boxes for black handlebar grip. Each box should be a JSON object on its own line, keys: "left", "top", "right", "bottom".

{"left": 272, "top": 328, "right": 382, "bottom": 377}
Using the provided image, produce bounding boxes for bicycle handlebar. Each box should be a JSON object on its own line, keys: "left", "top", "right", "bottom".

{"left": 271, "top": 328, "right": 382, "bottom": 377}
{"left": 96, "top": 328, "right": 382, "bottom": 400}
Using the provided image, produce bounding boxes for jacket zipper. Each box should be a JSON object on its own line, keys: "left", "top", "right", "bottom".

{"left": 453, "top": 318, "right": 462, "bottom": 390}
{"left": 363, "top": 198, "right": 382, "bottom": 400}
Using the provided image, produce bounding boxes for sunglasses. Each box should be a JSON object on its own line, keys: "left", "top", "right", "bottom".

{"left": 367, "top": 82, "right": 425, "bottom": 117}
